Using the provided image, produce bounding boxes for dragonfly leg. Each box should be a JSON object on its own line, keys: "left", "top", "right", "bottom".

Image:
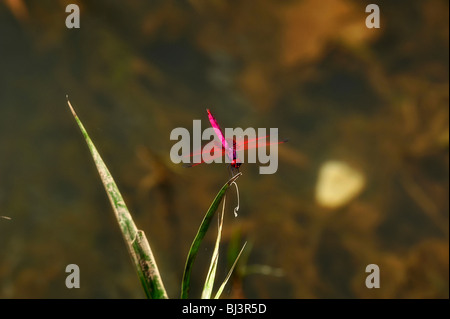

{"left": 228, "top": 164, "right": 240, "bottom": 178}
{"left": 227, "top": 164, "right": 233, "bottom": 177}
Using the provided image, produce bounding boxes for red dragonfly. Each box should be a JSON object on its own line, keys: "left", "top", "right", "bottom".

{"left": 184, "top": 109, "right": 287, "bottom": 176}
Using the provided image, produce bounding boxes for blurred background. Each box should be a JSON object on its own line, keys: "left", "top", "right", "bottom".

{"left": 0, "top": 0, "right": 448, "bottom": 298}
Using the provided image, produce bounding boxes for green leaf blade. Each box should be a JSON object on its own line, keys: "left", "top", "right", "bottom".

{"left": 68, "top": 98, "right": 168, "bottom": 299}
{"left": 201, "top": 196, "right": 227, "bottom": 299}
{"left": 181, "top": 173, "right": 241, "bottom": 299}
{"left": 214, "top": 242, "right": 247, "bottom": 299}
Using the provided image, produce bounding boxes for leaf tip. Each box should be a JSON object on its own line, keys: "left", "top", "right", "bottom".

{"left": 66, "top": 96, "right": 77, "bottom": 118}
{"left": 227, "top": 172, "right": 242, "bottom": 186}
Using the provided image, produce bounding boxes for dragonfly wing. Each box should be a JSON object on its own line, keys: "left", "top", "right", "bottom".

{"left": 182, "top": 142, "right": 225, "bottom": 167}
{"left": 236, "top": 136, "right": 288, "bottom": 151}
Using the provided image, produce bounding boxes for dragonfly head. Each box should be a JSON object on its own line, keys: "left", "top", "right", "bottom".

{"left": 231, "top": 159, "right": 241, "bottom": 169}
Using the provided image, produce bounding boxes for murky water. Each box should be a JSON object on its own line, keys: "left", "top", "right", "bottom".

{"left": 0, "top": 1, "right": 448, "bottom": 298}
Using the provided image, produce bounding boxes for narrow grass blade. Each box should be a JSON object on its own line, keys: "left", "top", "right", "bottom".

{"left": 214, "top": 241, "right": 247, "bottom": 299}
{"left": 181, "top": 173, "right": 242, "bottom": 299}
{"left": 201, "top": 196, "right": 226, "bottom": 299}
{"left": 67, "top": 98, "right": 168, "bottom": 299}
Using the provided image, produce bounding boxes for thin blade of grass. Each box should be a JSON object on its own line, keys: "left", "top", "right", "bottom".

{"left": 214, "top": 241, "right": 247, "bottom": 299}
{"left": 67, "top": 98, "right": 168, "bottom": 299}
{"left": 181, "top": 172, "right": 242, "bottom": 299}
{"left": 201, "top": 195, "right": 226, "bottom": 299}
